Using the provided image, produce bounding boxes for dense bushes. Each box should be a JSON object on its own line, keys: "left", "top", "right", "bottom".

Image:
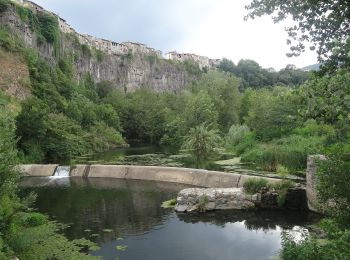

{"left": 317, "top": 143, "right": 350, "bottom": 225}
{"left": 0, "top": 0, "right": 9, "bottom": 13}
{"left": 0, "top": 27, "right": 23, "bottom": 52}
{"left": 14, "top": 46, "right": 125, "bottom": 163}
{"left": 281, "top": 219, "right": 350, "bottom": 260}
{"left": 0, "top": 110, "right": 98, "bottom": 259}
{"left": 243, "top": 177, "right": 294, "bottom": 206}
{"left": 241, "top": 135, "right": 323, "bottom": 171}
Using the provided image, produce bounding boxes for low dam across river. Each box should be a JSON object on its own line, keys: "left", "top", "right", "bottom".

{"left": 19, "top": 164, "right": 281, "bottom": 188}
{"left": 19, "top": 156, "right": 323, "bottom": 213}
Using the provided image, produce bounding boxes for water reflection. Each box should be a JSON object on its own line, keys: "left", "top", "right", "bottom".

{"left": 20, "top": 177, "right": 318, "bottom": 260}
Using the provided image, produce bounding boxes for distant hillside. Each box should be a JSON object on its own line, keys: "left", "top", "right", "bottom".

{"left": 302, "top": 63, "right": 321, "bottom": 71}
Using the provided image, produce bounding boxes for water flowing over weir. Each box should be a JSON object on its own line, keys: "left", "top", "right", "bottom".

{"left": 53, "top": 166, "right": 70, "bottom": 177}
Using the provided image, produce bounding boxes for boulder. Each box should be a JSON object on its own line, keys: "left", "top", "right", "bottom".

{"left": 175, "top": 188, "right": 257, "bottom": 212}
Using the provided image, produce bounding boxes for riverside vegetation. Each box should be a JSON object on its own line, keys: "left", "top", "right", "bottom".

{"left": 0, "top": 0, "right": 349, "bottom": 259}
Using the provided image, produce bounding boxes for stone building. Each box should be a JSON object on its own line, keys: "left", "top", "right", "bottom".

{"left": 10, "top": 0, "right": 217, "bottom": 69}
{"left": 165, "top": 51, "right": 219, "bottom": 70}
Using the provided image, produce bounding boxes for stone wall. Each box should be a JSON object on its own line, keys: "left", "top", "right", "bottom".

{"left": 306, "top": 155, "right": 326, "bottom": 213}
{"left": 165, "top": 51, "right": 220, "bottom": 70}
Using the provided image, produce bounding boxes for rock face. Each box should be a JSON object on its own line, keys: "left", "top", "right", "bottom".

{"left": 306, "top": 155, "right": 327, "bottom": 213}
{"left": 175, "top": 188, "right": 257, "bottom": 212}
{"left": 0, "top": 6, "right": 195, "bottom": 93}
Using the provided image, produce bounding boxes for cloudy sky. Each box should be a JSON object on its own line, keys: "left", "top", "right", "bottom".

{"left": 34, "top": 0, "right": 317, "bottom": 70}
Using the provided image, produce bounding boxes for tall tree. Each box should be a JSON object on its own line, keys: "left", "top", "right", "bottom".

{"left": 246, "top": 0, "right": 350, "bottom": 73}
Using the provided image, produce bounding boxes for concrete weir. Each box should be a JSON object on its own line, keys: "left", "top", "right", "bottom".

{"left": 19, "top": 164, "right": 280, "bottom": 188}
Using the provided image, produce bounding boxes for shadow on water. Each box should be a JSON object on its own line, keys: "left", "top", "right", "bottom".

{"left": 20, "top": 177, "right": 318, "bottom": 260}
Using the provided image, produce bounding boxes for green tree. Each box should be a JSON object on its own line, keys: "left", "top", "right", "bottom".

{"left": 0, "top": 0, "right": 10, "bottom": 13}
{"left": 243, "top": 87, "right": 299, "bottom": 140}
{"left": 298, "top": 70, "right": 350, "bottom": 128}
{"left": 191, "top": 71, "right": 241, "bottom": 132}
{"left": 183, "top": 90, "right": 219, "bottom": 130}
{"left": 246, "top": 0, "right": 350, "bottom": 73}
{"left": 123, "top": 88, "right": 166, "bottom": 143}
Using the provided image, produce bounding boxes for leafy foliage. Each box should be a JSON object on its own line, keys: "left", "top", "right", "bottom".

{"left": 242, "top": 87, "right": 299, "bottom": 140}
{"left": 226, "top": 124, "right": 251, "bottom": 147}
{"left": 317, "top": 143, "right": 350, "bottom": 225}
{"left": 0, "top": 110, "right": 98, "bottom": 259}
{"left": 245, "top": 0, "right": 350, "bottom": 73}
{"left": 280, "top": 219, "right": 350, "bottom": 260}
{"left": 182, "top": 124, "right": 222, "bottom": 160}
{"left": 298, "top": 70, "right": 350, "bottom": 127}
{"left": 241, "top": 135, "right": 324, "bottom": 171}
{"left": 218, "top": 58, "right": 309, "bottom": 90}
{"left": 0, "top": 0, "right": 9, "bottom": 13}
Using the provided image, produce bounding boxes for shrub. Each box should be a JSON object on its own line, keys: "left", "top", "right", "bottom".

{"left": 197, "top": 195, "right": 209, "bottom": 212}
{"left": 36, "top": 12, "right": 59, "bottom": 44}
{"left": 226, "top": 124, "right": 251, "bottom": 146}
{"left": 317, "top": 143, "right": 350, "bottom": 225}
{"left": 146, "top": 54, "right": 157, "bottom": 65}
{"left": 0, "top": 0, "right": 9, "bottom": 13}
{"left": 235, "top": 131, "right": 256, "bottom": 154}
{"left": 81, "top": 44, "right": 91, "bottom": 57}
{"left": 182, "top": 124, "right": 222, "bottom": 160}
{"left": 280, "top": 219, "right": 350, "bottom": 259}
{"left": 94, "top": 48, "right": 104, "bottom": 61}
{"left": 276, "top": 164, "right": 289, "bottom": 179}
{"left": 241, "top": 135, "right": 323, "bottom": 171}
{"left": 243, "top": 178, "right": 268, "bottom": 194}
{"left": 20, "top": 213, "right": 47, "bottom": 227}
{"left": 0, "top": 27, "right": 23, "bottom": 52}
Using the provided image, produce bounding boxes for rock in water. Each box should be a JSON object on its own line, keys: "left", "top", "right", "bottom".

{"left": 175, "top": 188, "right": 257, "bottom": 212}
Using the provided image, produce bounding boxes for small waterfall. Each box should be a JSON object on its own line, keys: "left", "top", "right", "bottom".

{"left": 53, "top": 166, "right": 70, "bottom": 178}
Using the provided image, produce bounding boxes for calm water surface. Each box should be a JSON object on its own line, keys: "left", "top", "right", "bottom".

{"left": 20, "top": 177, "right": 316, "bottom": 260}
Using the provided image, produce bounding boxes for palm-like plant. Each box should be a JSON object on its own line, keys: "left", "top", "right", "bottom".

{"left": 182, "top": 124, "right": 222, "bottom": 160}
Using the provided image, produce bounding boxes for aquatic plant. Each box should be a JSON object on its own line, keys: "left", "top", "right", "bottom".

{"left": 161, "top": 198, "right": 177, "bottom": 209}
{"left": 197, "top": 195, "right": 209, "bottom": 213}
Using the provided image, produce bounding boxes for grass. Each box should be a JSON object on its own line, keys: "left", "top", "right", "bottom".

{"left": 161, "top": 198, "right": 177, "bottom": 209}
{"left": 243, "top": 178, "right": 295, "bottom": 207}
{"left": 243, "top": 178, "right": 268, "bottom": 194}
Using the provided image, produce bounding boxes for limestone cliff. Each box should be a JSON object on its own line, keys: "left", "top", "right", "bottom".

{"left": 0, "top": 3, "right": 196, "bottom": 93}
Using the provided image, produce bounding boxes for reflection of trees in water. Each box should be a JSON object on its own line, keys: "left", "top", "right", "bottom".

{"left": 177, "top": 210, "right": 320, "bottom": 232}
{"left": 21, "top": 177, "right": 320, "bottom": 246}
{"left": 20, "top": 177, "right": 190, "bottom": 244}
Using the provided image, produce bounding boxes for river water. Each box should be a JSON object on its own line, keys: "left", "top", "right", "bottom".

{"left": 20, "top": 177, "right": 317, "bottom": 260}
